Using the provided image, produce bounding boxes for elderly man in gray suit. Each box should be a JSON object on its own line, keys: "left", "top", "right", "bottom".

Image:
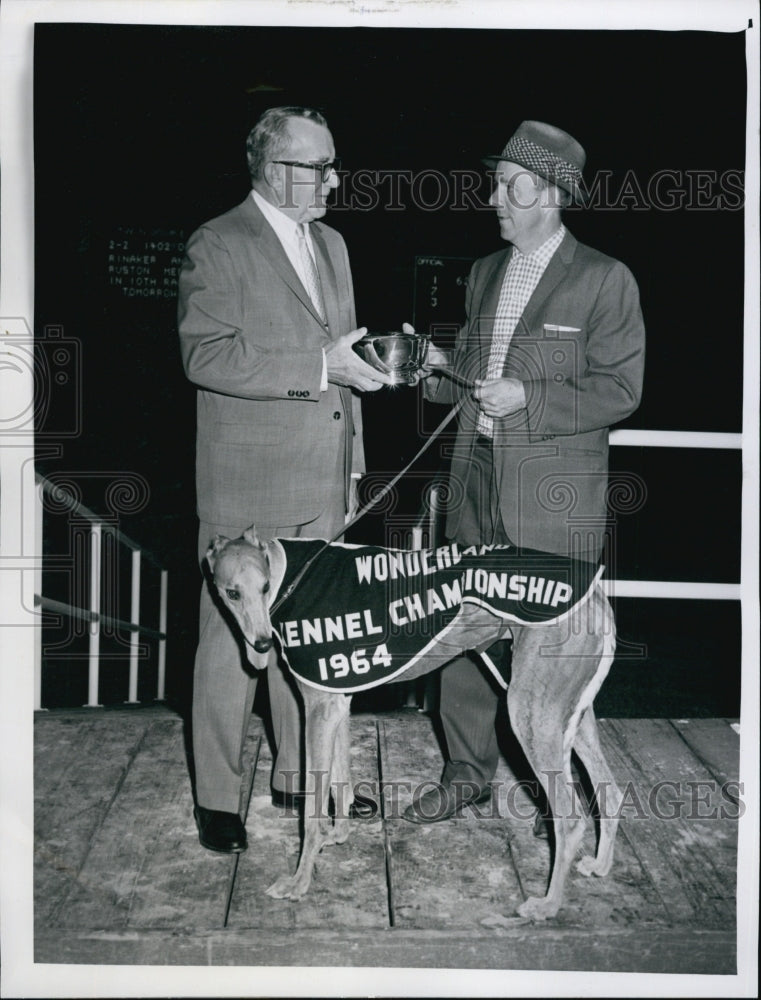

{"left": 406, "top": 120, "right": 646, "bottom": 823}
{"left": 179, "top": 106, "right": 390, "bottom": 853}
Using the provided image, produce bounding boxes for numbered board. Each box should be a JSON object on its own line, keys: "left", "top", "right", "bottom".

{"left": 412, "top": 255, "right": 474, "bottom": 347}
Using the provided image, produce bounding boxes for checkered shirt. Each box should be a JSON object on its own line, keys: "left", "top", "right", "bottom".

{"left": 477, "top": 225, "right": 567, "bottom": 437}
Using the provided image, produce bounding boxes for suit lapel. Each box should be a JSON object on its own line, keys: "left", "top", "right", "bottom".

{"left": 475, "top": 249, "right": 512, "bottom": 377}
{"left": 239, "top": 197, "right": 330, "bottom": 336}
{"left": 311, "top": 225, "right": 340, "bottom": 341}
{"left": 517, "top": 230, "right": 577, "bottom": 333}
{"left": 310, "top": 227, "right": 354, "bottom": 438}
{"left": 473, "top": 231, "right": 577, "bottom": 379}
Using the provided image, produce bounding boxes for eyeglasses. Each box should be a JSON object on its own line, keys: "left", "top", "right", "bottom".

{"left": 271, "top": 158, "right": 342, "bottom": 182}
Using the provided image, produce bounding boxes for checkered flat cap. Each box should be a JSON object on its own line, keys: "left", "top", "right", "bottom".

{"left": 483, "top": 120, "right": 587, "bottom": 204}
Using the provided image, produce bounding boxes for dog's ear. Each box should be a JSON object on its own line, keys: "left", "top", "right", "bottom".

{"left": 243, "top": 524, "right": 268, "bottom": 553}
{"left": 205, "top": 533, "right": 230, "bottom": 571}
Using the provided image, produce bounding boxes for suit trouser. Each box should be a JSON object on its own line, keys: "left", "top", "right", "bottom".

{"left": 192, "top": 495, "right": 346, "bottom": 814}
{"left": 440, "top": 437, "right": 510, "bottom": 790}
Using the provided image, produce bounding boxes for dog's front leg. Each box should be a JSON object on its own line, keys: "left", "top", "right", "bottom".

{"left": 328, "top": 699, "right": 352, "bottom": 846}
{"left": 266, "top": 689, "right": 349, "bottom": 900}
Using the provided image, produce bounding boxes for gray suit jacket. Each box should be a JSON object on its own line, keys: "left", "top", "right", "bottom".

{"left": 178, "top": 195, "right": 364, "bottom": 527}
{"left": 427, "top": 231, "right": 645, "bottom": 560}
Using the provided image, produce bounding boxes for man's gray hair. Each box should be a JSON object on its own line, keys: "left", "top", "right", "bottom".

{"left": 246, "top": 106, "right": 328, "bottom": 182}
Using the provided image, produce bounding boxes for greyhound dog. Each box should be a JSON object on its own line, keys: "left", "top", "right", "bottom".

{"left": 206, "top": 525, "right": 622, "bottom": 921}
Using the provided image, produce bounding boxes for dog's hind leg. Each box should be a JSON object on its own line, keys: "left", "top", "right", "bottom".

{"left": 568, "top": 591, "right": 621, "bottom": 878}
{"left": 266, "top": 688, "right": 350, "bottom": 900}
{"left": 573, "top": 706, "right": 621, "bottom": 877}
{"left": 508, "top": 682, "right": 586, "bottom": 920}
{"left": 508, "top": 604, "right": 608, "bottom": 921}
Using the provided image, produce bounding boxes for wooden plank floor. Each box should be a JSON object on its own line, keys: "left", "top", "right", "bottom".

{"left": 33, "top": 706, "right": 739, "bottom": 973}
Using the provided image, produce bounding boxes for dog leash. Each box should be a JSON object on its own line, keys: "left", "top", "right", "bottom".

{"left": 270, "top": 382, "right": 470, "bottom": 616}
{"left": 222, "top": 735, "right": 261, "bottom": 927}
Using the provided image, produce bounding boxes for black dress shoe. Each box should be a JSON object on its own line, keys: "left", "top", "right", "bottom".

{"left": 348, "top": 793, "right": 378, "bottom": 820}
{"left": 271, "top": 788, "right": 378, "bottom": 819}
{"left": 271, "top": 788, "right": 304, "bottom": 810}
{"left": 533, "top": 810, "right": 550, "bottom": 839}
{"left": 402, "top": 783, "right": 492, "bottom": 824}
{"left": 194, "top": 805, "right": 247, "bottom": 853}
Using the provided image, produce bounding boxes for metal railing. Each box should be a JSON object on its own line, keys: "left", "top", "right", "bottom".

{"left": 606, "top": 428, "right": 741, "bottom": 600}
{"left": 32, "top": 429, "right": 740, "bottom": 709}
{"left": 34, "top": 473, "right": 168, "bottom": 710}
{"left": 412, "top": 428, "right": 742, "bottom": 602}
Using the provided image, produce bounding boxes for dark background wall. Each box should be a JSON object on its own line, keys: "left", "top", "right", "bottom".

{"left": 33, "top": 23, "right": 746, "bottom": 714}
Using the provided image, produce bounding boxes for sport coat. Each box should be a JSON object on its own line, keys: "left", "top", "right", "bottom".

{"left": 178, "top": 195, "right": 364, "bottom": 527}
{"left": 427, "top": 230, "right": 645, "bottom": 559}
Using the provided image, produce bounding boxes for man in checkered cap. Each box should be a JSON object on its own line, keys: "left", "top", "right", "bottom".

{"left": 405, "top": 120, "right": 646, "bottom": 823}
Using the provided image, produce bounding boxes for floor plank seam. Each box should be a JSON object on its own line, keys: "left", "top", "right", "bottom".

{"left": 376, "top": 720, "right": 395, "bottom": 929}
{"left": 50, "top": 916, "right": 736, "bottom": 941}
{"left": 504, "top": 828, "right": 530, "bottom": 906}
{"left": 44, "top": 720, "right": 153, "bottom": 927}
{"left": 603, "top": 719, "right": 736, "bottom": 925}
{"left": 666, "top": 719, "right": 740, "bottom": 806}
{"left": 33, "top": 715, "right": 739, "bottom": 954}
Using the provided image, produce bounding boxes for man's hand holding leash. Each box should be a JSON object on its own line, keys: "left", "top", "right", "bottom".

{"left": 473, "top": 376, "right": 527, "bottom": 418}
{"left": 402, "top": 322, "right": 526, "bottom": 416}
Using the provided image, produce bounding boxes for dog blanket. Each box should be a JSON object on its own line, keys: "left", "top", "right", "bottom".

{"left": 269, "top": 538, "right": 603, "bottom": 694}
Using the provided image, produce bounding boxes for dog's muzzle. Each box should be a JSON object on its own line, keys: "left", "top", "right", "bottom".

{"left": 253, "top": 637, "right": 273, "bottom": 654}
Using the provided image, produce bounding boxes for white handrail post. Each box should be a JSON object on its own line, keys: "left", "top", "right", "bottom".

{"left": 125, "top": 547, "right": 141, "bottom": 704}
{"left": 85, "top": 521, "right": 102, "bottom": 707}
{"left": 428, "top": 484, "right": 440, "bottom": 550}
{"left": 34, "top": 479, "right": 44, "bottom": 711}
{"left": 156, "top": 568, "right": 168, "bottom": 701}
{"left": 405, "top": 504, "right": 430, "bottom": 708}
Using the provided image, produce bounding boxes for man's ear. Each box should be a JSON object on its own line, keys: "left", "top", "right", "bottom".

{"left": 261, "top": 161, "right": 280, "bottom": 190}
{"left": 205, "top": 533, "right": 230, "bottom": 571}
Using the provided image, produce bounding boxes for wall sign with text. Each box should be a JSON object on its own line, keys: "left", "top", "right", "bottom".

{"left": 107, "top": 226, "right": 186, "bottom": 302}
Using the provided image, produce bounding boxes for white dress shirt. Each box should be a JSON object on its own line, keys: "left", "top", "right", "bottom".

{"left": 251, "top": 189, "right": 329, "bottom": 390}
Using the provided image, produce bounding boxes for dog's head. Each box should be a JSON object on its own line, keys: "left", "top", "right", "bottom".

{"left": 206, "top": 525, "right": 274, "bottom": 669}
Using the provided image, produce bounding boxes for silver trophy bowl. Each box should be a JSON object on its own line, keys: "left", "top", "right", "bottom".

{"left": 355, "top": 332, "right": 430, "bottom": 385}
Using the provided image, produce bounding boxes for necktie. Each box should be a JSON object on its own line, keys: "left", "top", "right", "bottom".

{"left": 297, "top": 224, "right": 326, "bottom": 323}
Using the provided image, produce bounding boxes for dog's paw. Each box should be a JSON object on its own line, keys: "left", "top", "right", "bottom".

{"left": 265, "top": 872, "right": 311, "bottom": 900}
{"left": 329, "top": 818, "right": 350, "bottom": 845}
{"left": 516, "top": 895, "right": 560, "bottom": 921}
{"left": 576, "top": 854, "right": 597, "bottom": 877}
{"left": 576, "top": 853, "right": 612, "bottom": 878}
